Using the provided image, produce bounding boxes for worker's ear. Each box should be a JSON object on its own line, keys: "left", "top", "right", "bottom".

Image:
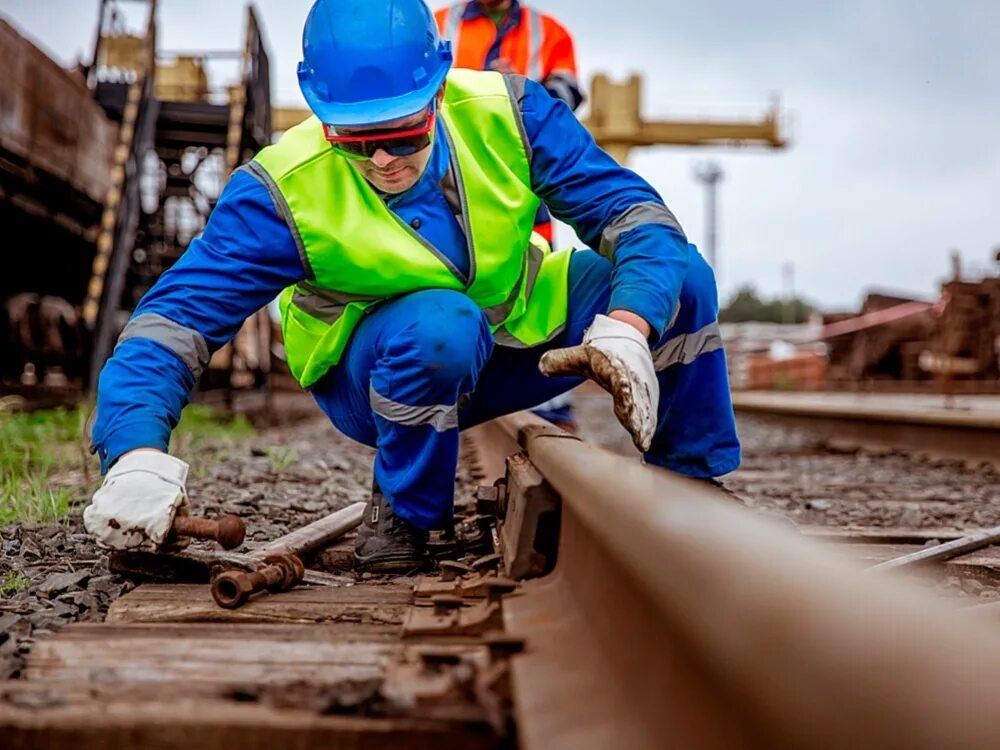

{"left": 436, "top": 83, "right": 446, "bottom": 106}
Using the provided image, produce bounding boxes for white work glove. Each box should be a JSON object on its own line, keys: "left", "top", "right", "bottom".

{"left": 539, "top": 314, "right": 659, "bottom": 452}
{"left": 83, "top": 451, "right": 191, "bottom": 551}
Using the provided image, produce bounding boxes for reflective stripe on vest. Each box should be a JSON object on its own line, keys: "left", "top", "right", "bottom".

{"left": 290, "top": 239, "right": 544, "bottom": 328}
{"left": 526, "top": 9, "right": 544, "bottom": 82}
{"left": 291, "top": 283, "right": 381, "bottom": 324}
{"left": 254, "top": 69, "right": 572, "bottom": 388}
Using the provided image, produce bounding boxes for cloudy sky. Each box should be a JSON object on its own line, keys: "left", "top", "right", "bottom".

{"left": 5, "top": 0, "right": 999, "bottom": 311}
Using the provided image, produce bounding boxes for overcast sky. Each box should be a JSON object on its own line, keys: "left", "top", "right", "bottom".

{"left": 5, "top": 0, "right": 999, "bottom": 311}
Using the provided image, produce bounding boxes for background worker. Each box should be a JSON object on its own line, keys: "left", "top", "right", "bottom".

{"left": 83, "top": 0, "right": 740, "bottom": 573}
{"left": 435, "top": 0, "right": 583, "bottom": 429}
{"left": 434, "top": 0, "right": 583, "bottom": 244}
{"left": 434, "top": 0, "right": 583, "bottom": 111}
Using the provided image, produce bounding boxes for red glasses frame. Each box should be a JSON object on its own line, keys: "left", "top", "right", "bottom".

{"left": 324, "top": 110, "right": 436, "bottom": 159}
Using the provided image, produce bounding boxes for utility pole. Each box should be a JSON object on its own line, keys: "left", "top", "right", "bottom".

{"left": 782, "top": 261, "right": 795, "bottom": 324}
{"left": 694, "top": 160, "right": 724, "bottom": 274}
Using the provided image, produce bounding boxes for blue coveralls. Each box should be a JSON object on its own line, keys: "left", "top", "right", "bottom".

{"left": 91, "top": 76, "right": 741, "bottom": 530}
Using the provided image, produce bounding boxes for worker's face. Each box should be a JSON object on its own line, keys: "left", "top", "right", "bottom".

{"left": 336, "top": 107, "right": 435, "bottom": 195}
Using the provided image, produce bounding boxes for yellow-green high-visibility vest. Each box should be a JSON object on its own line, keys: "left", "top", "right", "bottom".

{"left": 250, "top": 69, "right": 572, "bottom": 389}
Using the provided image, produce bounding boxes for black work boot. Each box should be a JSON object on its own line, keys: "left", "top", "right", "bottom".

{"left": 354, "top": 483, "right": 430, "bottom": 574}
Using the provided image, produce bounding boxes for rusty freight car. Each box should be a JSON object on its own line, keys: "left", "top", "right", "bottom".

{"left": 0, "top": 18, "right": 115, "bottom": 390}
{"left": 1, "top": 1, "right": 274, "bottom": 401}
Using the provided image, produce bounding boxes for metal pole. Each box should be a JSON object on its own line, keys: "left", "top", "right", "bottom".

{"left": 694, "top": 161, "right": 724, "bottom": 278}
{"left": 782, "top": 261, "right": 795, "bottom": 324}
{"left": 871, "top": 525, "right": 1000, "bottom": 570}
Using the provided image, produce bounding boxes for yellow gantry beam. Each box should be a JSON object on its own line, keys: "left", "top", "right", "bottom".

{"left": 272, "top": 107, "right": 311, "bottom": 133}
{"left": 270, "top": 74, "right": 787, "bottom": 163}
{"left": 584, "top": 73, "right": 785, "bottom": 164}
{"left": 587, "top": 113, "right": 785, "bottom": 148}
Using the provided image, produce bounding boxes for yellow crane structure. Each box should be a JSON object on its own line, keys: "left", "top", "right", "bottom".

{"left": 274, "top": 73, "right": 787, "bottom": 282}
{"left": 277, "top": 72, "right": 787, "bottom": 162}
{"left": 579, "top": 74, "right": 787, "bottom": 278}
{"left": 584, "top": 73, "right": 785, "bottom": 164}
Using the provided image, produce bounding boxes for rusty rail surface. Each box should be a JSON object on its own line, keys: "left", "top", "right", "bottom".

{"left": 473, "top": 412, "right": 1000, "bottom": 750}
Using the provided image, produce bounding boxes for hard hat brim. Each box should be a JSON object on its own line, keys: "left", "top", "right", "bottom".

{"left": 299, "top": 64, "right": 449, "bottom": 128}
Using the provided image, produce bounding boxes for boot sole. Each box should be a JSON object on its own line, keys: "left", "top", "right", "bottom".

{"left": 353, "top": 553, "right": 430, "bottom": 575}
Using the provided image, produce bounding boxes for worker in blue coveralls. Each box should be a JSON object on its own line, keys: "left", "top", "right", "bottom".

{"left": 435, "top": 0, "right": 588, "bottom": 433}
{"left": 83, "top": 0, "right": 741, "bottom": 573}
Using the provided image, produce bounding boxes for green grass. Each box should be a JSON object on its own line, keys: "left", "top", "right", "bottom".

{"left": 0, "top": 403, "right": 86, "bottom": 478}
{"left": 0, "top": 402, "right": 254, "bottom": 526}
{"left": 0, "top": 474, "right": 75, "bottom": 526}
{"left": 0, "top": 402, "right": 89, "bottom": 526}
{"left": 169, "top": 405, "right": 254, "bottom": 475}
{"left": 0, "top": 571, "right": 29, "bottom": 597}
{"left": 265, "top": 445, "right": 298, "bottom": 473}
{"left": 174, "top": 404, "right": 254, "bottom": 446}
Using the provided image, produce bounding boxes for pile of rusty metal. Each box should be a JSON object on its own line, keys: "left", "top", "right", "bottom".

{"left": 930, "top": 274, "right": 1000, "bottom": 381}
{"left": 823, "top": 263, "right": 1000, "bottom": 389}
{"left": 823, "top": 292, "right": 939, "bottom": 384}
{"left": 107, "top": 465, "right": 538, "bottom": 611}
{"left": 109, "top": 503, "right": 365, "bottom": 607}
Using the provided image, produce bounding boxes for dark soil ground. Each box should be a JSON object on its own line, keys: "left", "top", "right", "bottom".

{"left": 571, "top": 386, "right": 1000, "bottom": 529}
{"left": 4, "top": 388, "right": 999, "bottom": 678}
{"left": 1, "top": 393, "right": 478, "bottom": 678}
{"left": 571, "top": 385, "right": 1000, "bottom": 605}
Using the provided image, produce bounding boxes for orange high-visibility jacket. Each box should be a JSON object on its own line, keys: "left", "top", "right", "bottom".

{"left": 435, "top": 1, "right": 583, "bottom": 111}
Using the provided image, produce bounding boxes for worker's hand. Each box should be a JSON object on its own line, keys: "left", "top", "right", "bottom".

{"left": 83, "top": 450, "right": 191, "bottom": 551}
{"left": 489, "top": 58, "right": 517, "bottom": 75}
{"left": 539, "top": 314, "right": 659, "bottom": 451}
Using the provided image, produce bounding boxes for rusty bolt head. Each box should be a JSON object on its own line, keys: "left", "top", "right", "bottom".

{"left": 431, "top": 594, "right": 464, "bottom": 616}
{"left": 262, "top": 554, "right": 305, "bottom": 591}
{"left": 484, "top": 576, "right": 517, "bottom": 603}
{"left": 493, "top": 478, "right": 508, "bottom": 516}
{"left": 418, "top": 649, "right": 463, "bottom": 668}
{"left": 438, "top": 560, "right": 474, "bottom": 582}
{"left": 472, "top": 553, "right": 502, "bottom": 572}
{"left": 216, "top": 515, "right": 246, "bottom": 550}
{"left": 212, "top": 570, "right": 254, "bottom": 609}
{"left": 483, "top": 632, "right": 526, "bottom": 658}
{"left": 475, "top": 485, "right": 500, "bottom": 515}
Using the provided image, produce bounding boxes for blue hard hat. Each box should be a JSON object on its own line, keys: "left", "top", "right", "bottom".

{"left": 297, "top": 0, "right": 453, "bottom": 127}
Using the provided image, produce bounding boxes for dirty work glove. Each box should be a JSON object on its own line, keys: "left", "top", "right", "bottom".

{"left": 539, "top": 314, "right": 659, "bottom": 451}
{"left": 83, "top": 451, "right": 191, "bottom": 551}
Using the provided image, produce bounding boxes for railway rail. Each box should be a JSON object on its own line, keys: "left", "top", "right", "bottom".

{"left": 732, "top": 390, "right": 1000, "bottom": 469}
{"left": 4, "top": 407, "right": 1000, "bottom": 748}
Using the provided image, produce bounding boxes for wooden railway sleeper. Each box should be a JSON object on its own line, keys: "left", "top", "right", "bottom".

{"left": 407, "top": 635, "right": 524, "bottom": 735}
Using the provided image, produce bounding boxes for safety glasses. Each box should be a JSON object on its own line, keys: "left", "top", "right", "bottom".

{"left": 324, "top": 108, "right": 436, "bottom": 160}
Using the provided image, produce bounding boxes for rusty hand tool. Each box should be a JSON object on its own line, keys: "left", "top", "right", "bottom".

{"left": 110, "top": 503, "right": 366, "bottom": 588}
{"left": 210, "top": 553, "right": 305, "bottom": 609}
{"left": 253, "top": 501, "right": 365, "bottom": 558}
{"left": 170, "top": 513, "right": 246, "bottom": 550}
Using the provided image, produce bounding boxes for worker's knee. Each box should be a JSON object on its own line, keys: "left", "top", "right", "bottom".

{"left": 383, "top": 290, "right": 492, "bottom": 387}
